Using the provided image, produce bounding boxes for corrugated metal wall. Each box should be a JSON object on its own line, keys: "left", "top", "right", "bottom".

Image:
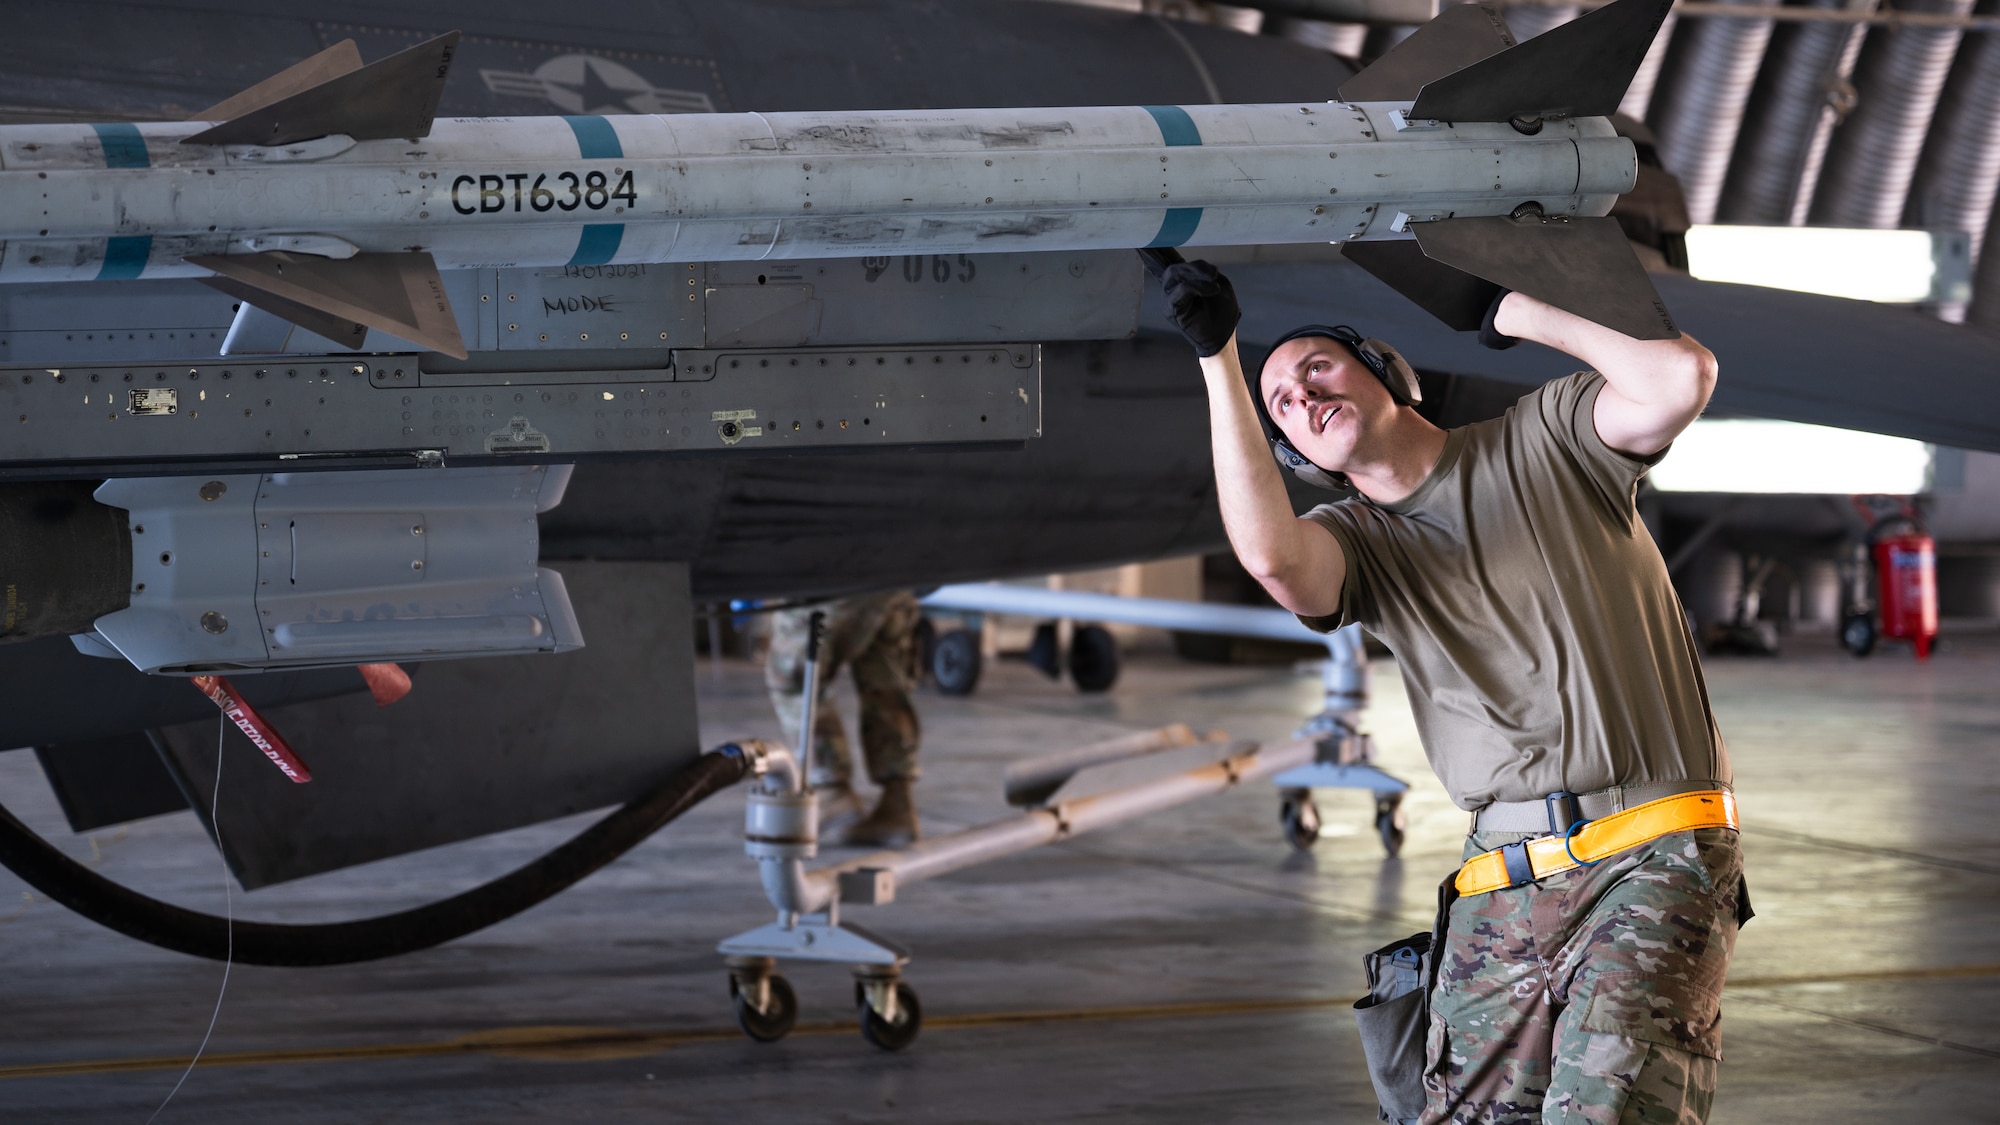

{"left": 1259, "top": 0, "right": 2000, "bottom": 320}
{"left": 1106, "top": 0, "right": 2000, "bottom": 320}
{"left": 1717, "top": 0, "right": 1871, "bottom": 225}
{"left": 1906, "top": 0, "right": 2000, "bottom": 318}
{"left": 1651, "top": 0, "right": 1780, "bottom": 224}
{"left": 1810, "top": 0, "right": 1976, "bottom": 228}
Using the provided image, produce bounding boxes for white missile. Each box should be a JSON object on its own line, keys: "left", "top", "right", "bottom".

{"left": 0, "top": 107, "right": 1632, "bottom": 278}
{"left": 0, "top": 0, "right": 1680, "bottom": 357}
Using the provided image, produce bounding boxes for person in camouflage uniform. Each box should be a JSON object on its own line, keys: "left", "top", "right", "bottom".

{"left": 1426, "top": 828, "right": 1744, "bottom": 1123}
{"left": 765, "top": 590, "right": 924, "bottom": 847}
{"left": 1145, "top": 250, "right": 1741, "bottom": 1124}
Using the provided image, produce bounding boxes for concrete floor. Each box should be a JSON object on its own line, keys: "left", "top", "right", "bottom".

{"left": 2, "top": 633, "right": 1997, "bottom": 1123}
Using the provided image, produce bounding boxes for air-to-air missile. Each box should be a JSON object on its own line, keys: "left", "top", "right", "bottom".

{"left": 0, "top": 0, "right": 1679, "bottom": 359}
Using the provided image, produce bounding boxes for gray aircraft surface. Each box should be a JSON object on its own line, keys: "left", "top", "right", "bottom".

{"left": 0, "top": 0, "right": 1995, "bottom": 982}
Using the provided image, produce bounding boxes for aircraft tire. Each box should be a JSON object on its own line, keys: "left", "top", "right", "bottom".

{"left": 1067, "top": 624, "right": 1119, "bottom": 693}
{"left": 931, "top": 628, "right": 982, "bottom": 696}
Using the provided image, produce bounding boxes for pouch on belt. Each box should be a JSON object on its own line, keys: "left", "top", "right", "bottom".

{"left": 1352, "top": 874, "right": 1459, "bottom": 1124}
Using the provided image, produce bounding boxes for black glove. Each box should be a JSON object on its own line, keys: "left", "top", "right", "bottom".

{"left": 1140, "top": 248, "right": 1240, "bottom": 357}
{"left": 1478, "top": 287, "right": 1520, "bottom": 350}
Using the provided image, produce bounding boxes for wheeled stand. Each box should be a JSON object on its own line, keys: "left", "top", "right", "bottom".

{"left": 714, "top": 748, "right": 925, "bottom": 1051}
{"left": 713, "top": 615, "right": 1397, "bottom": 1051}
{"left": 715, "top": 611, "right": 926, "bottom": 1050}
{"left": 1270, "top": 623, "right": 1409, "bottom": 857}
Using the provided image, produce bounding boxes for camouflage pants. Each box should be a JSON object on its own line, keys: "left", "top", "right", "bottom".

{"left": 765, "top": 591, "right": 922, "bottom": 787}
{"left": 1421, "top": 827, "right": 1744, "bottom": 1125}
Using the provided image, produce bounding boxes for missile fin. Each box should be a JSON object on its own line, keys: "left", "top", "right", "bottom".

{"left": 188, "top": 251, "right": 469, "bottom": 359}
{"left": 1340, "top": 240, "right": 1502, "bottom": 332}
{"left": 205, "top": 276, "right": 369, "bottom": 353}
{"left": 1336, "top": 4, "right": 1515, "bottom": 104}
{"left": 187, "top": 40, "right": 364, "bottom": 123}
{"left": 1408, "top": 214, "right": 1679, "bottom": 340}
{"left": 182, "top": 31, "right": 460, "bottom": 147}
{"left": 1408, "top": 0, "right": 1673, "bottom": 124}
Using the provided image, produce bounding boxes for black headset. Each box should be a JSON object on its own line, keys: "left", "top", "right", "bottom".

{"left": 1253, "top": 325, "right": 1422, "bottom": 492}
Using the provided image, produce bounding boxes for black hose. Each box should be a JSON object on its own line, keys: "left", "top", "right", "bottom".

{"left": 0, "top": 745, "right": 750, "bottom": 966}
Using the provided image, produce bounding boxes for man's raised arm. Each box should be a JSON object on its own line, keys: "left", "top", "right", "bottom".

{"left": 1198, "top": 339, "right": 1346, "bottom": 619}
{"left": 1491, "top": 291, "right": 1718, "bottom": 458}
{"left": 1145, "top": 253, "right": 1344, "bottom": 620}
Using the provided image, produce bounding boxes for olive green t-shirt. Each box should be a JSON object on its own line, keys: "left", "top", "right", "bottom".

{"left": 1300, "top": 372, "right": 1729, "bottom": 810}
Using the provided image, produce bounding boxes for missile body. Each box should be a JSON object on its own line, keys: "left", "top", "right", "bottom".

{"left": 0, "top": 104, "right": 1634, "bottom": 283}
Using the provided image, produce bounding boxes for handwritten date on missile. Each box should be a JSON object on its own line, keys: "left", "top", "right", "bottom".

{"left": 450, "top": 171, "right": 638, "bottom": 215}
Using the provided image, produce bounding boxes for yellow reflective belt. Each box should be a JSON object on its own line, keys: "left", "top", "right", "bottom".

{"left": 1455, "top": 790, "right": 1739, "bottom": 896}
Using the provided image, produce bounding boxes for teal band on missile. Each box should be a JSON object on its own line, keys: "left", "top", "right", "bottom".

{"left": 98, "top": 237, "right": 153, "bottom": 280}
{"left": 563, "top": 115, "right": 624, "bottom": 160}
{"left": 564, "top": 115, "right": 626, "bottom": 264}
{"left": 570, "top": 225, "right": 624, "bottom": 266}
{"left": 1142, "top": 105, "right": 1201, "bottom": 147}
{"left": 1149, "top": 208, "right": 1202, "bottom": 248}
{"left": 1141, "top": 106, "right": 1202, "bottom": 249}
{"left": 91, "top": 122, "right": 150, "bottom": 169}
{"left": 90, "top": 125, "right": 154, "bottom": 278}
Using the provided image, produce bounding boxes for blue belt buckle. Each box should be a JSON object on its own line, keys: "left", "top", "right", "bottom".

{"left": 1499, "top": 840, "right": 1535, "bottom": 887}
{"left": 1544, "top": 790, "right": 1582, "bottom": 834}
{"left": 1546, "top": 790, "right": 1604, "bottom": 868}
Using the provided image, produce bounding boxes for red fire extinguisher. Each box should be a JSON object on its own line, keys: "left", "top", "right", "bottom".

{"left": 1873, "top": 531, "right": 1938, "bottom": 660}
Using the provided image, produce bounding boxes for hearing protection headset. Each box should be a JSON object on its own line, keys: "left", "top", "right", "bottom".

{"left": 1253, "top": 325, "right": 1421, "bottom": 492}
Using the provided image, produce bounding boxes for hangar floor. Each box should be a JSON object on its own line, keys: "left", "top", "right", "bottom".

{"left": 2, "top": 634, "right": 1997, "bottom": 1123}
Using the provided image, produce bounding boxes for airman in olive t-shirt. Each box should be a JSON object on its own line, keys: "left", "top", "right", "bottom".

{"left": 1146, "top": 252, "right": 1744, "bottom": 1125}
{"left": 1299, "top": 369, "right": 1730, "bottom": 811}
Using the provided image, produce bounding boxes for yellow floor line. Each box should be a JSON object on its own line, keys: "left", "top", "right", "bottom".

{"left": 1726, "top": 962, "right": 2000, "bottom": 990}
{"left": 6, "top": 963, "right": 1996, "bottom": 1082}
{"left": 1, "top": 997, "right": 1362, "bottom": 1081}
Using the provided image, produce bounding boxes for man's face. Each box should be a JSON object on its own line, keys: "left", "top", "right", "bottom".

{"left": 1258, "top": 337, "right": 1395, "bottom": 471}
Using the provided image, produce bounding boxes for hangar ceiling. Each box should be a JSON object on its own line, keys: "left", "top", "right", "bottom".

{"left": 1067, "top": 0, "right": 2000, "bottom": 331}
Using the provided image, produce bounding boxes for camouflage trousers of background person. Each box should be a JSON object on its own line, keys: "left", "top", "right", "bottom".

{"left": 764, "top": 591, "right": 923, "bottom": 788}
{"left": 1422, "top": 827, "right": 1745, "bottom": 1125}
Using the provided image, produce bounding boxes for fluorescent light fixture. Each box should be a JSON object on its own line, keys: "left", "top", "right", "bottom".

{"left": 1652, "top": 419, "right": 1932, "bottom": 494}
{"left": 1684, "top": 225, "right": 1968, "bottom": 304}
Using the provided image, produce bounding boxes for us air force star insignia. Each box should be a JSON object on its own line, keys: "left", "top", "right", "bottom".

{"left": 479, "top": 55, "right": 716, "bottom": 115}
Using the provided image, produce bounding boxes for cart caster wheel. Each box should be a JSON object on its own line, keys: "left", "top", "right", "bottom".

{"left": 856, "top": 979, "right": 923, "bottom": 1051}
{"left": 1374, "top": 793, "right": 1406, "bottom": 859}
{"left": 1840, "top": 613, "right": 1876, "bottom": 657}
{"left": 1279, "top": 788, "right": 1321, "bottom": 851}
{"left": 731, "top": 972, "right": 798, "bottom": 1043}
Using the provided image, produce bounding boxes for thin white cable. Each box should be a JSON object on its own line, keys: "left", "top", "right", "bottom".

{"left": 145, "top": 715, "right": 234, "bottom": 1124}
{"left": 1153, "top": 17, "right": 1224, "bottom": 105}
